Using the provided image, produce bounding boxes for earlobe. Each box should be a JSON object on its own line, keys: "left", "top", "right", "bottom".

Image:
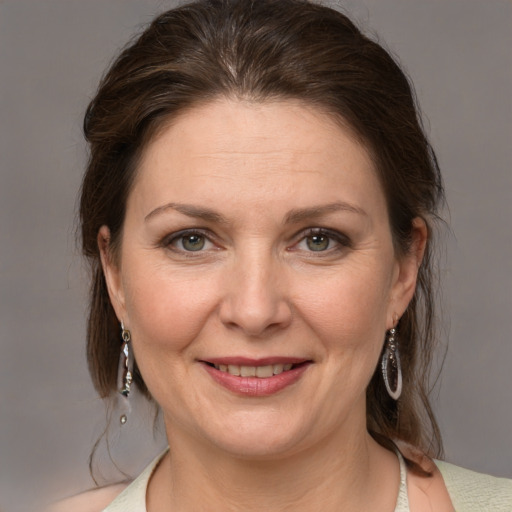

{"left": 388, "top": 217, "right": 428, "bottom": 326}
{"left": 98, "top": 225, "right": 126, "bottom": 321}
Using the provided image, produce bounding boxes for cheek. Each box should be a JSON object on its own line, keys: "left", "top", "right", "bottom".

{"left": 295, "top": 267, "right": 392, "bottom": 338}
{"left": 121, "top": 263, "right": 220, "bottom": 356}
{"left": 120, "top": 266, "right": 222, "bottom": 410}
{"left": 292, "top": 264, "right": 392, "bottom": 384}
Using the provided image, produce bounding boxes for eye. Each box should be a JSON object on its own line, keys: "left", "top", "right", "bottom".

{"left": 180, "top": 233, "right": 206, "bottom": 251}
{"left": 306, "top": 234, "right": 331, "bottom": 251}
{"left": 294, "top": 228, "right": 350, "bottom": 254}
{"left": 166, "top": 230, "right": 215, "bottom": 253}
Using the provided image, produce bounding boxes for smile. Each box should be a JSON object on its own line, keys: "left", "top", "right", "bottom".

{"left": 212, "top": 363, "right": 294, "bottom": 377}
{"left": 201, "top": 358, "right": 312, "bottom": 396}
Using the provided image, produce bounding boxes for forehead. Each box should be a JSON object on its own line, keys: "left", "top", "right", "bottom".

{"left": 131, "top": 98, "right": 385, "bottom": 218}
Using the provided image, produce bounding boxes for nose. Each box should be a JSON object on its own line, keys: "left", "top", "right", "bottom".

{"left": 218, "top": 250, "right": 293, "bottom": 337}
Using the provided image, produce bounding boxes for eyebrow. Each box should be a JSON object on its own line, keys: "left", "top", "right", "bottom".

{"left": 284, "top": 202, "right": 368, "bottom": 224}
{"left": 145, "top": 203, "right": 228, "bottom": 224}
{"left": 145, "top": 201, "right": 366, "bottom": 224}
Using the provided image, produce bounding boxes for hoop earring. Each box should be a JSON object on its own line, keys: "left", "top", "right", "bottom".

{"left": 117, "top": 321, "right": 134, "bottom": 424}
{"left": 381, "top": 327, "right": 402, "bottom": 400}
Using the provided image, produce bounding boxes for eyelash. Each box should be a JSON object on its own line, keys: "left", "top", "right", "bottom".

{"left": 293, "top": 228, "right": 352, "bottom": 254}
{"left": 163, "top": 229, "right": 218, "bottom": 256}
{"left": 162, "top": 227, "right": 351, "bottom": 256}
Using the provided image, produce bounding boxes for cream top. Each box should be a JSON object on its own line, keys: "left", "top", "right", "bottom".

{"left": 102, "top": 450, "right": 512, "bottom": 512}
{"left": 102, "top": 450, "right": 410, "bottom": 512}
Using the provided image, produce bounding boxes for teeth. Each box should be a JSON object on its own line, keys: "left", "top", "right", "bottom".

{"left": 272, "top": 364, "right": 284, "bottom": 375}
{"left": 240, "top": 366, "right": 256, "bottom": 377}
{"left": 227, "top": 364, "right": 240, "bottom": 376}
{"left": 213, "top": 363, "right": 297, "bottom": 377}
{"left": 256, "top": 365, "right": 274, "bottom": 378}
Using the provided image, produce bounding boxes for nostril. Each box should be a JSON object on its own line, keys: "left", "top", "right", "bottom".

{"left": 218, "top": 295, "right": 293, "bottom": 337}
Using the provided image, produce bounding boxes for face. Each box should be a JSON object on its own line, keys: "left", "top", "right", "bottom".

{"left": 100, "top": 99, "right": 423, "bottom": 459}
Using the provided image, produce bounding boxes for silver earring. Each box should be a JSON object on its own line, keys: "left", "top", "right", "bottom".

{"left": 381, "top": 327, "right": 402, "bottom": 400}
{"left": 117, "top": 321, "right": 134, "bottom": 424}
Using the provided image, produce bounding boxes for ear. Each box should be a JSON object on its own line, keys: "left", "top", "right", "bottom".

{"left": 388, "top": 217, "right": 428, "bottom": 328}
{"left": 98, "top": 225, "right": 127, "bottom": 323}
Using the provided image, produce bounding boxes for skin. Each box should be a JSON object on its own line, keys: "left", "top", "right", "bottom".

{"left": 97, "top": 98, "right": 450, "bottom": 511}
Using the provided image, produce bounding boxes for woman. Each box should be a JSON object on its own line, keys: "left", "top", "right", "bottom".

{"left": 59, "top": 0, "right": 511, "bottom": 510}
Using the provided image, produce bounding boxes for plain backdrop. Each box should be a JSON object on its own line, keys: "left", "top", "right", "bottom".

{"left": 1, "top": 1, "right": 511, "bottom": 511}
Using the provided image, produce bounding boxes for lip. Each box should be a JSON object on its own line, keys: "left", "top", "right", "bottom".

{"left": 200, "top": 358, "right": 312, "bottom": 397}
{"left": 204, "top": 356, "right": 309, "bottom": 366}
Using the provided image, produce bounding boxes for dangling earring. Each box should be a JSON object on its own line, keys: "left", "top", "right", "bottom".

{"left": 381, "top": 327, "right": 402, "bottom": 400}
{"left": 117, "top": 321, "right": 134, "bottom": 425}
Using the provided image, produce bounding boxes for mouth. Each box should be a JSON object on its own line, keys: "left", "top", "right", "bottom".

{"left": 205, "top": 362, "right": 304, "bottom": 378}
{"left": 199, "top": 358, "right": 312, "bottom": 396}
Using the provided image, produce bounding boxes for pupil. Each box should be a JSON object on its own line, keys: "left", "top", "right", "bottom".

{"left": 183, "top": 235, "right": 205, "bottom": 251}
{"left": 307, "top": 235, "right": 329, "bottom": 251}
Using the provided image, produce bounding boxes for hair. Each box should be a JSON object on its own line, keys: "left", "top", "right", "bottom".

{"left": 80, "top": 0, "right": 445, "bottom": 463}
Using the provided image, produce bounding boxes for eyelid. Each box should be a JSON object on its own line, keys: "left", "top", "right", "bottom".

{"left": 160, "top": 226, "right": 350, "bottom": 255}
{"left": 291, "top": 227, "right": 352, "bottom": 252}
{"left": 163, "top": 228, "right": 220, "bottom": 252}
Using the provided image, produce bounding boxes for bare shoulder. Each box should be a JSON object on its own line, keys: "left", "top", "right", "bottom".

{"left": 47, "top": 482, "right": 129, "bottom": 512}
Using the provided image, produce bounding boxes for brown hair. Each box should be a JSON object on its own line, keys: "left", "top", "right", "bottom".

{"left": 80, "top": 0, "right": 445, "bottom": 459}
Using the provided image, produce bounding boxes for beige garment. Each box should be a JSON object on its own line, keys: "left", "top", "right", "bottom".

{"left": 435, "top": 460, "right": 512, "bottom": 511}
{"left": 102, "top": 450, "right": 512, "bottom": 512}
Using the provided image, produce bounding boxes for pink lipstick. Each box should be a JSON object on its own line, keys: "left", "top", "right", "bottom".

{"left": 200, "top": 357, "right": 311, "bottom": 396}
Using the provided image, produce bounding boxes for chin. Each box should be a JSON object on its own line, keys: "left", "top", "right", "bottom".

{"left": 194, "top": 408, "right": 315, "bottom": 460}
{"left": 209, "top": 432, "right": 305, "bottom": 460}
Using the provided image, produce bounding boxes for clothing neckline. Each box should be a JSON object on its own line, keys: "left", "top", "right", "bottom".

{"left": 103, "top": 448, "right": 410, "bottom": 511}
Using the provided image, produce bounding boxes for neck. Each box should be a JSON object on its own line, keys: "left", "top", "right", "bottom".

{"left": 148, "top": 423, "right": 400, "bottom": 512}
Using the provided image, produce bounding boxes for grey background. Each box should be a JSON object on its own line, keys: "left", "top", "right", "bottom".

{"left": 0, "top": 0, "right": 511, "bottom": 510}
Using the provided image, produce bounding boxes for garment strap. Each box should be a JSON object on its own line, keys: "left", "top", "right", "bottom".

{"left": 393, "top": 450, "right": 410, "bottom": 512}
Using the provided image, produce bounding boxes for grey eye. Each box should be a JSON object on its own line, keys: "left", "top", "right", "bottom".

{"left": 181, "top": 234, "right": 206, "bottom": 251}
{"left": 306, "top": 234, "right": 330, "bottom": 251}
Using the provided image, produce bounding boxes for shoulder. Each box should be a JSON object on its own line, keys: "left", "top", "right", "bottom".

{"left": 47, "top": 450, "right": 169, "bottom": 512}
{"left": 435, "top": 460, "right": 512, "bottom": 511}
{"left": 47, "top": 483, "right": 130, "bottom": 512}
